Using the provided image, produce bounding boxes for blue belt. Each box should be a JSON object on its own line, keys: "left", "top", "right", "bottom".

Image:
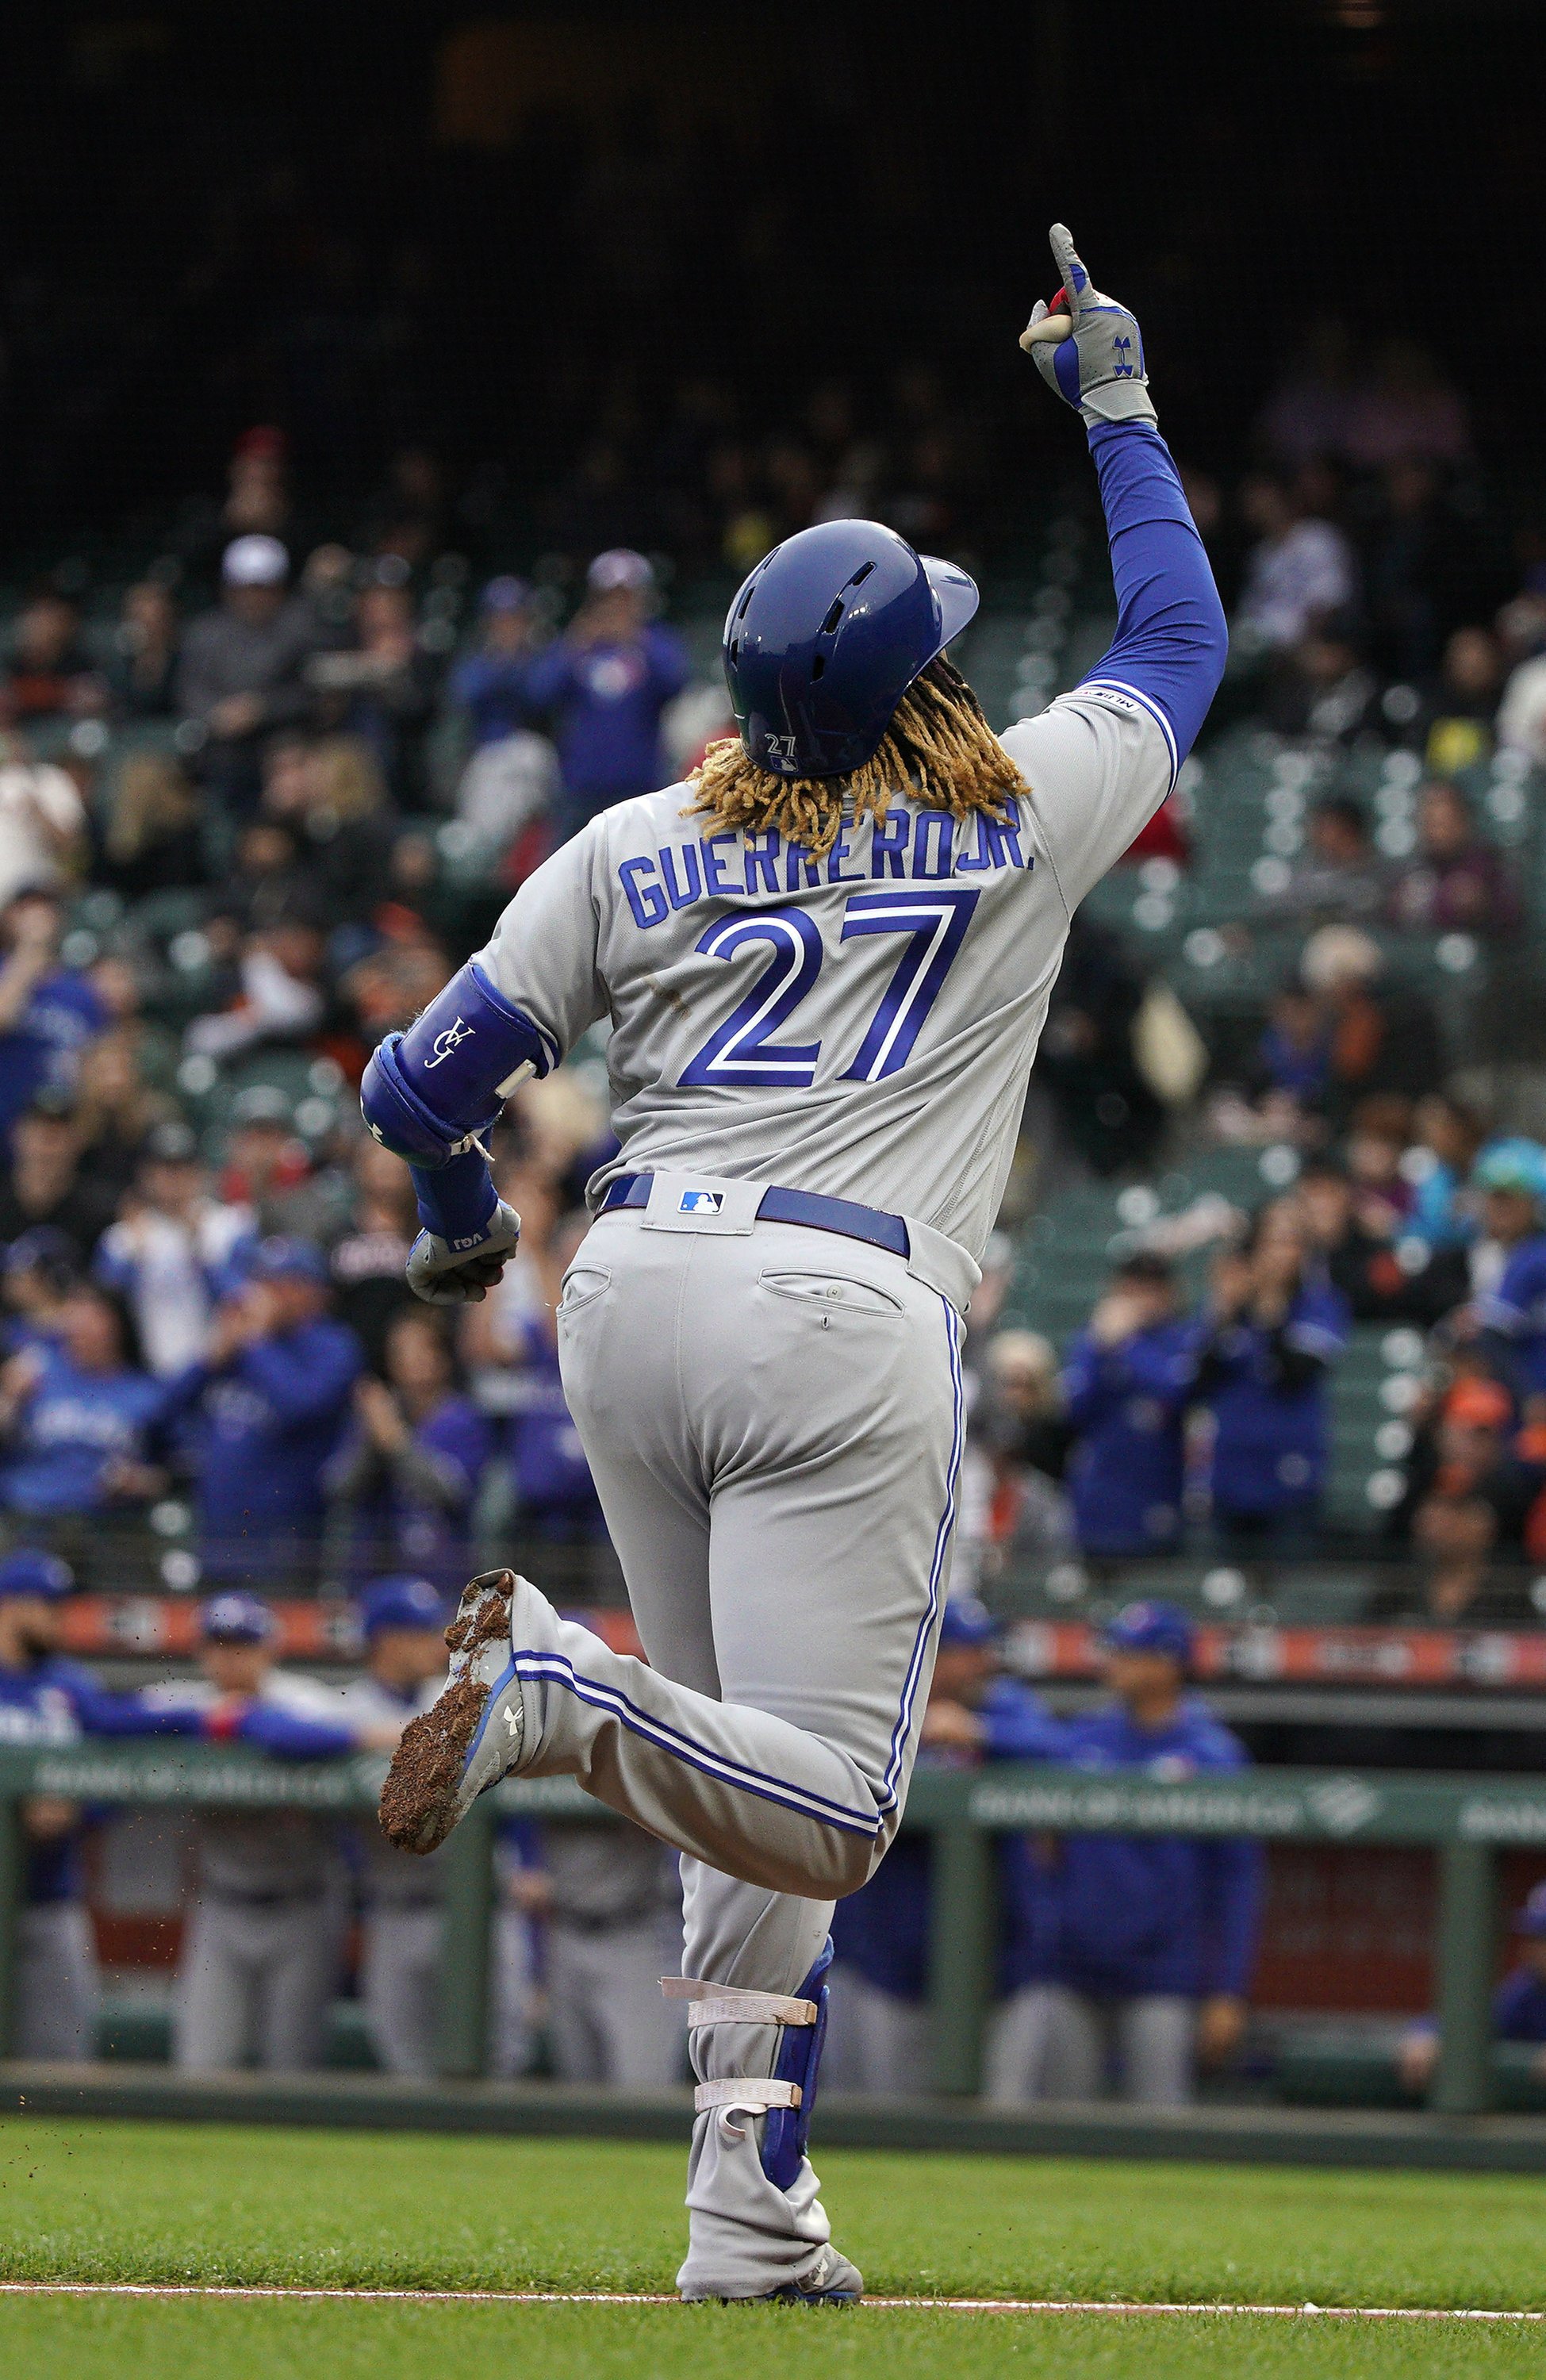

{"left": 599, "top": 1173, "right": 911, "bottom": 1261}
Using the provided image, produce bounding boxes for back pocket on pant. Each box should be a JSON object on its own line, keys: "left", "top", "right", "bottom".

{"left": 558, "top": 1265, "right": 612, "bottom": 1315}
{"left": 757, "top": 1269, "right": 903, "bottom": 1315}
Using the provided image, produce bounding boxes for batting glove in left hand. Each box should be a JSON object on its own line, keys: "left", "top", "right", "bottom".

{"left": 1020, "top": 222, "right": 1156, "bottom": 428}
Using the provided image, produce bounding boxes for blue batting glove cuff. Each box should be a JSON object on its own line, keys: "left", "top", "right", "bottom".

{"left": 410, "top": 1149, "right": 499, "bottom": 1246}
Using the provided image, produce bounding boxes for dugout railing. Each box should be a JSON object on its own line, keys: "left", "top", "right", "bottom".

{"left": 0, "top": 1744, "right": 1540, "bottom": 2117}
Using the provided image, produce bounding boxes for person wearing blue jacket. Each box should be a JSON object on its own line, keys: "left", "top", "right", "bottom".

{"left": 0, "top": 1545, "right": 219, "bottom": 2057}
{"left": 144, "top": 1589, "right": 399, "bottom": 2073}
{"left": 162, "top": 1237, "right": 364, "bottom": 1590}
{"left": 1061, "top": 1253, "right": 1199, "bottom": 1561}
{"left": 520, "top": 548, "right": 689, "bottom": 841}
{"left": 1400, "top": 1879, "right": 1546, "bottom": 2094}
{"left": 827, "top": 1597, "right": 1066, "bottom": 2096}
{"left": 988, "top": 1602, "right": 1263, "bottom": 2107}
{"left": 449, "top": 577, "right": 540, "bottom": 747}
{"left": 1196, "top": 1200, "right": 1350, "bottom": 1551}
{"left": 1467, "top": 1140, "right": 1546, "bottom": 1401}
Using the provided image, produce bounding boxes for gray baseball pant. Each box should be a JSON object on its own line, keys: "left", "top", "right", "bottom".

{"left": 15, "top": 1903, "right": 98, "bottom": 2060}
{"left": 361, "top": 1906, "right": 440, "bottom": 2078}
{"left": 985, "top": 1982, "right": 1196, "bottom": 2106}
{"left": 498, "top": 1194, "right": 969, "bottom": 2297}
{"left": 546, "top": 1914, "right": 689, "bottom": 2088}
{"left": 175, "top": 1892, "right": 345, "bottom": 2072}
{"left": 824, "top": 1964, "right": 932, "bottom": 2098}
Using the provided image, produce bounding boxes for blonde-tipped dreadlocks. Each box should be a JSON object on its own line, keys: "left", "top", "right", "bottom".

{"left": 689, "top": 654, "right": 1028, "bottom": 862}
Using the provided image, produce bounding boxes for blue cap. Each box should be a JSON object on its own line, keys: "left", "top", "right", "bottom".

{"left": 199, "top": 1591, "right": 275, "bottom": 1645}
{"left": 247, "top": 1235, "right": 331, "bottom": 1288}
{"left": 938, "top": 1595, "right": 998, "bottom": 1649}
{"left": 1473, "top": 1138, "right": 1546, "bottom": 1204}
{"left": 0, "top": 1548, "right": 74, "bottom": 1601}
{"left": 359, "top": 1575, "right": 447, "bottom": 1639}
{"left": 1516, "top": 1882, "right": 1546, "bottom": 1940}
{"left": 481, "top": 574, "right": 531, "bottom": 614}
{"left": 1102, "top": 1600, "right": 1195, "bottom": 1665}
{"left": 723, "top": 519, "right": 979, "bottom": 781}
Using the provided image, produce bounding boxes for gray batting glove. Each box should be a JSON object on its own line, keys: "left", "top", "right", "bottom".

{"left": 405, "top": 1200, "right": 522, "bottom": 1306}
{"left": 1019, "top": 223, "right": 1157, "bottom": 427}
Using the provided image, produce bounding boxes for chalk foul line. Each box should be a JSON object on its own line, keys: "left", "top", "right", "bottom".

{"left": 0, "top": 2284, "right": 1542, "bottom": 2320}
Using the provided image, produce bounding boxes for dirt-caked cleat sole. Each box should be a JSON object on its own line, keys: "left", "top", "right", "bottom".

{"left": 378, "top": 1568, "right": 526, "bottom": 1854}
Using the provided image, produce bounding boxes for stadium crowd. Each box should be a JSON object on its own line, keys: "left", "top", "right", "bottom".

{"left": 2, "top": 313, "right": 1546, "bottom": 2103}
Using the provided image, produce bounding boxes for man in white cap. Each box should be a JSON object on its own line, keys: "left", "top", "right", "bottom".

{"left": 523, "top": 548, "right": 689, "bottom": 840}
{"left": 177, "top": 535, "right": 319, "bottom": 811}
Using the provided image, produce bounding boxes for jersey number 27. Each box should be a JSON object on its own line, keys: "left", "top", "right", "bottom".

{"left": 678, "top": 889, "right": 980, "bottom": 1089}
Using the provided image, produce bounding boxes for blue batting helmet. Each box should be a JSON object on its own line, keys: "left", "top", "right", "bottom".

{"left": 723, "top": 520, "right": 979, "bottom": 781}
{"left": 359, "top": 1576, "right": 446, "bottom": 1639}
{"left": 1102, "top": 1600, "right": 1195, "bottom": 1666}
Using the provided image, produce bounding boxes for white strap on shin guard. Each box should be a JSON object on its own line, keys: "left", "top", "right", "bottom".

{"left": 660, "top": 1976, "right": 818, "bottom": 2029}
{"left": 693, "top": 2076, "right": 801, "bottom": 2114}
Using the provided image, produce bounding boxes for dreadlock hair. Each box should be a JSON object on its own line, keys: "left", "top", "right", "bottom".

{"left": 689, "top": 653, "right": 1028, "bottom": 862}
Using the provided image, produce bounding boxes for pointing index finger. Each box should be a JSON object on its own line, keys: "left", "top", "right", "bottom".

{"left": 1048, "top": 223, "right": 1090, "bottom": 317}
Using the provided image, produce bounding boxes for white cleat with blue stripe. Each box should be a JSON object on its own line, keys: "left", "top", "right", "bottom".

{"left": 378, "top": 1569, "right": 524, "bottom": 1855}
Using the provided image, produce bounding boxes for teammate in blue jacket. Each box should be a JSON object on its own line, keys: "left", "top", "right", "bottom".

{"left": 1467, "top": 1141, "right": 1546, "bottom": 1400}
{"left": 827, "top": 1596, "right": 1065, "bottom": 2094}
{"left": 1401, "top": 1879, "right": 1546, "bottom": 2094}
{"left": 1196, "top": 1200, "right": 1350, "bottom": 1550}
{"left": 522, "top": 550, "right": 689, "bottom": 840}
{"left": 1061, "top": 1253, "right": 1199, "bottom": 1560}
{"left": 161, "top": 1238, "right": 363, "bottom": 1589}
{"left": 988, "top": 1602, "right": 1263, "bottom": 2107}
{"left": 0, "top": 1545, "right": 217, "bottom": 2057}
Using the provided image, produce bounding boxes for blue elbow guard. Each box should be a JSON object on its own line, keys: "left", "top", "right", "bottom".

{"left": 761, "top": 1939, "right": 833, "bottom": 2192}
{"left": 360, "top": 961, "right": 556, "bottom": 1169}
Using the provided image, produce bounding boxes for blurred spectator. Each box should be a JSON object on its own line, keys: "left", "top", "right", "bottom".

{"left": 1406, "top": 1093, "right": 1486, "bottom": 1253}
{"left": 455, "top": 724, "right": 562, "bottom": 879}
{"left": 451, "top": 577, "right": 540, "bottom": 747}
{"left": 1344, "top": 1095, "right": 1417, "bottom": 1238}
{"left": 307, "top": 578, "right": 438, "bottom": 808}
{"left": 523, "top": 550, "right": 689, "bottom": 839}
{"left": 1297, "top": 1157, "right": 1465, "bottom": 1327}
{"left": 1299, "top": 926, "right": 1444, "bottom": 1125}
{"left": 0, "top": 742, "right": 88, "bottom": 908}
{"left": 1, "top": 593, "right": 104, "bottom": 729}
{"left": 1496, "top": 635, "right": 1546, "bottom": 768}
{"left": 2, "top": 1229, "right": 77, "bottom": 1361}
{"left": 340, "top": 1574, "right": 453, "bottom": 2079}
{"left": 1399, "top": 1883, "right": 1546, "bottom": 2096}
{"left": 1061, "top": 1256, "right": 1197, "bottom": 1560}
{"left": 177, "top": 536, "right": 319, "bottom": 813}
{"left": 0, "top": 1285, "right": 165, "bottom": 1553}
{"left": 108, "top": 582, "right": 181, "bottom": 721}
{"left": 95, "top": 1120, "right": 255, "bottom": 1377}
{"left": 1257, "top": 319, "right": 1356, "bottom": 469}
{"left": 1234, "top": 475, "right": 1355, "bottom": 652}
{"left": 182, "top": 918, "right": 327, "bottom": 1063}
{"left": 1037, "top": 912, "right": 1164, "bottom": 1178}
{"left": 160, "top": 1238, "right": 363, "bottom": 1588}
{"left": 988, "top": 1603, "right": 1262, "bottom": 2109}
{"left": 1467, "top": 1141, "right": 1546, "bottom": 1400}
{"left": 1266, "top": 610, "right": 1379, "bottom": 744}
{"left": 1424, "top": 626, "right": 1505, "bottom": 778}
{"left": 98, "top": 750, "right": 205, "bottom": 901}
{"left": 0, "top": 1091, "right": 117, "bottom": 1262}
{"left": 75, "top": 1027, "right": 178, "bottom": 1201}
{"left": 0, "top": 892, "right": 106, "bottom": 1145}
{"left": 1257, "top": 796, "right": 1387, "bottom": 923}
{"left": 827, "top": 1597, "right": 1063, "bottom": 2095}
{"left": 1242, "top": 977, "right": 1332, "bottom": 1134}
{"left": 328, "top": 1307, "right": 491, "bottom": 1594}
{"left": 328, "top": 1138, "right": 417, "bottom": 1370}
{"left": 1387, "top": 781, "right": 1521, "bottom": 938}
{"left": 218, "top": 1087, "right": 337, "bottom": 1243}
{"left": 1196, "top": 1200, "right": 1351, "bottom": 1552}
{"left": 159, "top": 1591, "right": 382, "bottom": 2073}
{"left": 255, "top": 734, "right": 395, "bottom": 930}
{"left": 1366, "top": 1489, "right": 1534, "bottom": 1627}
{"left": 0, "top": 1545, "right": 209, "bottom": 2058}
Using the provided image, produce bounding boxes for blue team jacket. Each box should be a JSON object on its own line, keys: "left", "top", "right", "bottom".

{"left": 165, "top": 1319, "right": 363, "bottom": 1579}
{"left": 524, "top": 624, "right": 689, "bottom": 818}
{"left": 1062, "top": 1321, "right": 1199, "bottom": 1557}
{"left": 0, "top": 1656, "right": 206, "bottom": 1902}
{"left": 831, "top": 1679, "right": 1068, "bottom": 2003}
{"left": 1201, "top": 1280, "right": 1350, "bottom": 1517}
{"left": 1000, "top": 1698, "right": 1264, "bottom": 2001}
{"left": 1476, "top": 1235, "right": 1546, "bottom": 1399}
{"left": 450, "top": 650, "right": 536, "bottom": 747}
{"left": 333, "top": 1390, "right": 492, "bottom": 1595}
{"left": 1, "top": 1349, "right": 166, "bottom": 1518}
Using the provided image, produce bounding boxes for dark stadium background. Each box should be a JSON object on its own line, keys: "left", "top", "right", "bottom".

{"left": 2, "top": 0, "right": 1541, "bottom": 552}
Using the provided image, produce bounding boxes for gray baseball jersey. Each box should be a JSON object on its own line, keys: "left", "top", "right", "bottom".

{"left": 479, "top": 689, "right": 1171, "bottom": 1259}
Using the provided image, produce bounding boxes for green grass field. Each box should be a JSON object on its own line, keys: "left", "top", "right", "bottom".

{"left": 2, "top": 2117, "right": 1544, "bottom": 2377}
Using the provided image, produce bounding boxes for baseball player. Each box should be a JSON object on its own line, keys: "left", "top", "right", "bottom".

{"left": 338, "top": 1573, "right": 455, "bottom": 2077}
{"left": 367, "top": 226, "right": 1226, "bottom": 2300}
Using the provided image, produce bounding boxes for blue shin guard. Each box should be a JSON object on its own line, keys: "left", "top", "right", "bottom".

{"left": 761, "top": 1939, "right": 833, "bottom": 2192}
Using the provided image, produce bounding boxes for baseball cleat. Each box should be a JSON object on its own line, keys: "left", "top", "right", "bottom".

{"left": 378, "top": 1568, "right": 525, "bottom": 1854}
{"left": 686, "top": 2248, "right": 864, "bottom": 2306}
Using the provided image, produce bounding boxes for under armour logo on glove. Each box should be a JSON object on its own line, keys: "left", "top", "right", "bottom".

{"left": 424, "top": 1017, "right": 475, "bottom": 1068}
